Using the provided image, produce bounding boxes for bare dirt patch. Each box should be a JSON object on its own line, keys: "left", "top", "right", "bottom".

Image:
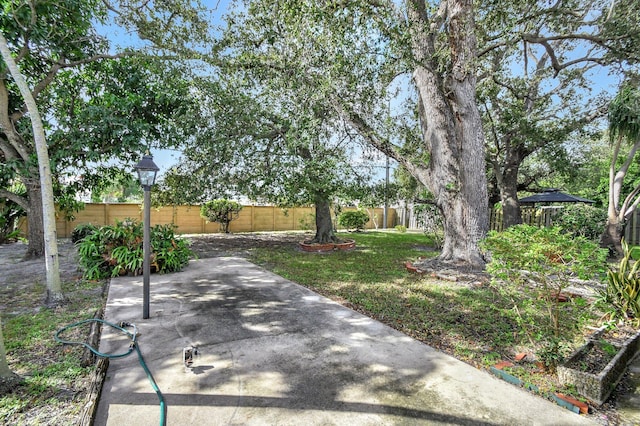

{"left": 186, "top": 231, "right": 313, "bottom": 258}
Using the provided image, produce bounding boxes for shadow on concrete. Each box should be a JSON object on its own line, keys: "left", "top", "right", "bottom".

{"left": 95, "top": 258, "right": 596, "bottom": 426}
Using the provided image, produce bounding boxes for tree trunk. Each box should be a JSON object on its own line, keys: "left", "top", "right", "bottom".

{"left": 407, "top": 0, "right": 488, "bottom": 270}
{"left": 600, "top": 133, "right": 634, "bottom": 258}
{"left": 23, "top": 181, "right": 45, "bottom": 259}
{"left": 600, "top": 217, "right": 623, "bottom": 256}
{"left": 0, "top": 33, "right": 64, "bottom": 306}
{"left": 0, "top": 316, "right": 15, "bottom": 379}
{"left": 312, "top": 195, "right": 337, "bottom": 244}
{"left": 498, "top": 158, "right": 523, "bottom": 228}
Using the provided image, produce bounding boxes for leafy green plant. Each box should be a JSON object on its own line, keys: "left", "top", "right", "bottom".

{"left": 600, "top": 239, "right": 640, "bottom": 325}
{"left": 395, "top": 225, "right": 407, "bottom": 233}
{"left": 151, "top": 224, "right": 194, "bottom": 273}
{"left": 0, "top": 197, "right": 25, "bottom": 244}
{"left": 200, "top": 199, "right": 243, "bottom": 233}
{"left": 71, "top": 223, "right": 98, "bottom": 244}
{"left": 481, "top": 225, "right": 608, "bottom": 369}
{"left": 76, "top": 219, "right": 193, "bottom": 280}
{"left": 552, "top": 204, "right": 607, "bottom": 241}
{"left": 337, "top": 209, "right": 370, "bottom": 231}
{"left": 537, "top": 337, "right": 573, "bottom": 373}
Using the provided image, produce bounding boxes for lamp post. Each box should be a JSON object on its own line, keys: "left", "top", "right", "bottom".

{"left": 134, "top": 154, "right": 159, "bottom": 319}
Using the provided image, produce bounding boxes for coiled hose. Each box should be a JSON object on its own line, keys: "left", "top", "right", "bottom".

{"left": 55, "top": 319, "right": 166, "bottom": 426}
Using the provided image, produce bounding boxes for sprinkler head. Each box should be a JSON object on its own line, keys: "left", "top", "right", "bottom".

{"left": 183, "top": 346, "right": 198, "bottom": 368}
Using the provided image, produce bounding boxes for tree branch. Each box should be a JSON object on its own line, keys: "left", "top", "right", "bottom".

{"left": 0, "top": 188, "right": 28, "bottom": 210}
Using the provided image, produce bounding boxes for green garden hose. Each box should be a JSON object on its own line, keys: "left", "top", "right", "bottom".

{"left": 55, "top": 319, "right": 166, "bottom": 426}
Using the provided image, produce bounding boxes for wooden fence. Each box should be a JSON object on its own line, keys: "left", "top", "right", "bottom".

{"left": 23, "top": 201, "right": 640, "bottom": 245}
{"left": 40, "top": 203, "right": 398, "bottom": 238}
{"left": 623, "top": 210, "right": 640, "bottom": 246}
{"left": 489, "top": 207, "right": 560, "bottom": 232}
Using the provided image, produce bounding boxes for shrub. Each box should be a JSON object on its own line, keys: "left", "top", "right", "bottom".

{"left": 600, "top": 239, "right": 640, "bottom": 325}
{"left": 200, "top": 199, "right": 243, "bottom": 233}
{"left": 482, "top": 225, "right": 607, "bottom": 282}
{"left": 395, "top": 225, "right": 407, "bottom": 233}
{"left": 551, "top": 204, "right": 607, "bottom": 241}
{"left": 337, "top": 210, "right": 370, "bottom": 231}
{"left": 0, "top": 199, "right": 25, "bottom": 244}
{"left": 71, "top": 223, "right": 98, "bottom": 244}
{"left": 481, "top": 225, "right": 608, "bottom": 370}
{"left": 77, "top": 218, "right": 193, "bottom": 280}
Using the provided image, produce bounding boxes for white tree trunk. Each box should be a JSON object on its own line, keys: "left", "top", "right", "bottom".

{"left": 0, "top": 317, "right": 14, "bottom": 378}
{"left": 0, "top": 33, "right": 63, "bottom": 305}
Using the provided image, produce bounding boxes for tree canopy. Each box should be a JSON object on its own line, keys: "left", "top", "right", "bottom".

{"left": 477, "top": 0, "right": 640, "bottom": 228}
{"left": 0, "top": 0, "right": 200, "bottom": 257}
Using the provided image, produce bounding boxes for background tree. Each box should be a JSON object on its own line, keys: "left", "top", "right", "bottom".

{"left": 1, "top": 0, "right": 115, "bottom": 258}
{"left": 601, "top": 82, "right": 640, "bottom": 255}
{"left": 0, "top": 31, "right": 63, "bottom": 305}
{"left": 49, "top": 57, "right": 196, "bottom": 199}
{"left": 477, "top": 0, "right": 640, "bottom": 229}
{"left": 90, "top": 172, "right": 141, "bottom": 203}
{"left": 157, "top": 75, "right": 374, "bottom": 243}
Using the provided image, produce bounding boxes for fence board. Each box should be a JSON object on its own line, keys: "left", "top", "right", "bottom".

{"left": 174, "top": 205, "right": 204, "bottom": 234}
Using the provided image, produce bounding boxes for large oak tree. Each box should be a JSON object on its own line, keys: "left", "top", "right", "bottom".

{"left": 209, "top": 0, "right": 489, "bottom": 269}
{"left": 133, "top": 0, "right": 488, "bottom": 268}
{"left": 478, "top": 0, "right": 640, "bottom": 228}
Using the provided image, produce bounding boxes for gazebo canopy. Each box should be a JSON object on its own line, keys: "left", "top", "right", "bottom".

{"left": 519, "top": 188, "right": 595, "bottom": 205}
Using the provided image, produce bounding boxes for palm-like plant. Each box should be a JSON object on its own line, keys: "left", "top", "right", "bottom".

{"left": 602, "top": 82, "right": 640, "bottom": 256}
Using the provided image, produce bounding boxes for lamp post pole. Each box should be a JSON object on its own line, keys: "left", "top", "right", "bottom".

{"left": 142, "top": 185, "right": 151, "bottom": 319}
{"left": 134, "top": 154, "right": 159, "bottom": 320}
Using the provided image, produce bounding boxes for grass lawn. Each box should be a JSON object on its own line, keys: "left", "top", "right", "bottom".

{"left": 248, "top": 230, "right": 606, "bottom": 393}
{"left": 0, "top": 277, "right": 105, "bottom": 425}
